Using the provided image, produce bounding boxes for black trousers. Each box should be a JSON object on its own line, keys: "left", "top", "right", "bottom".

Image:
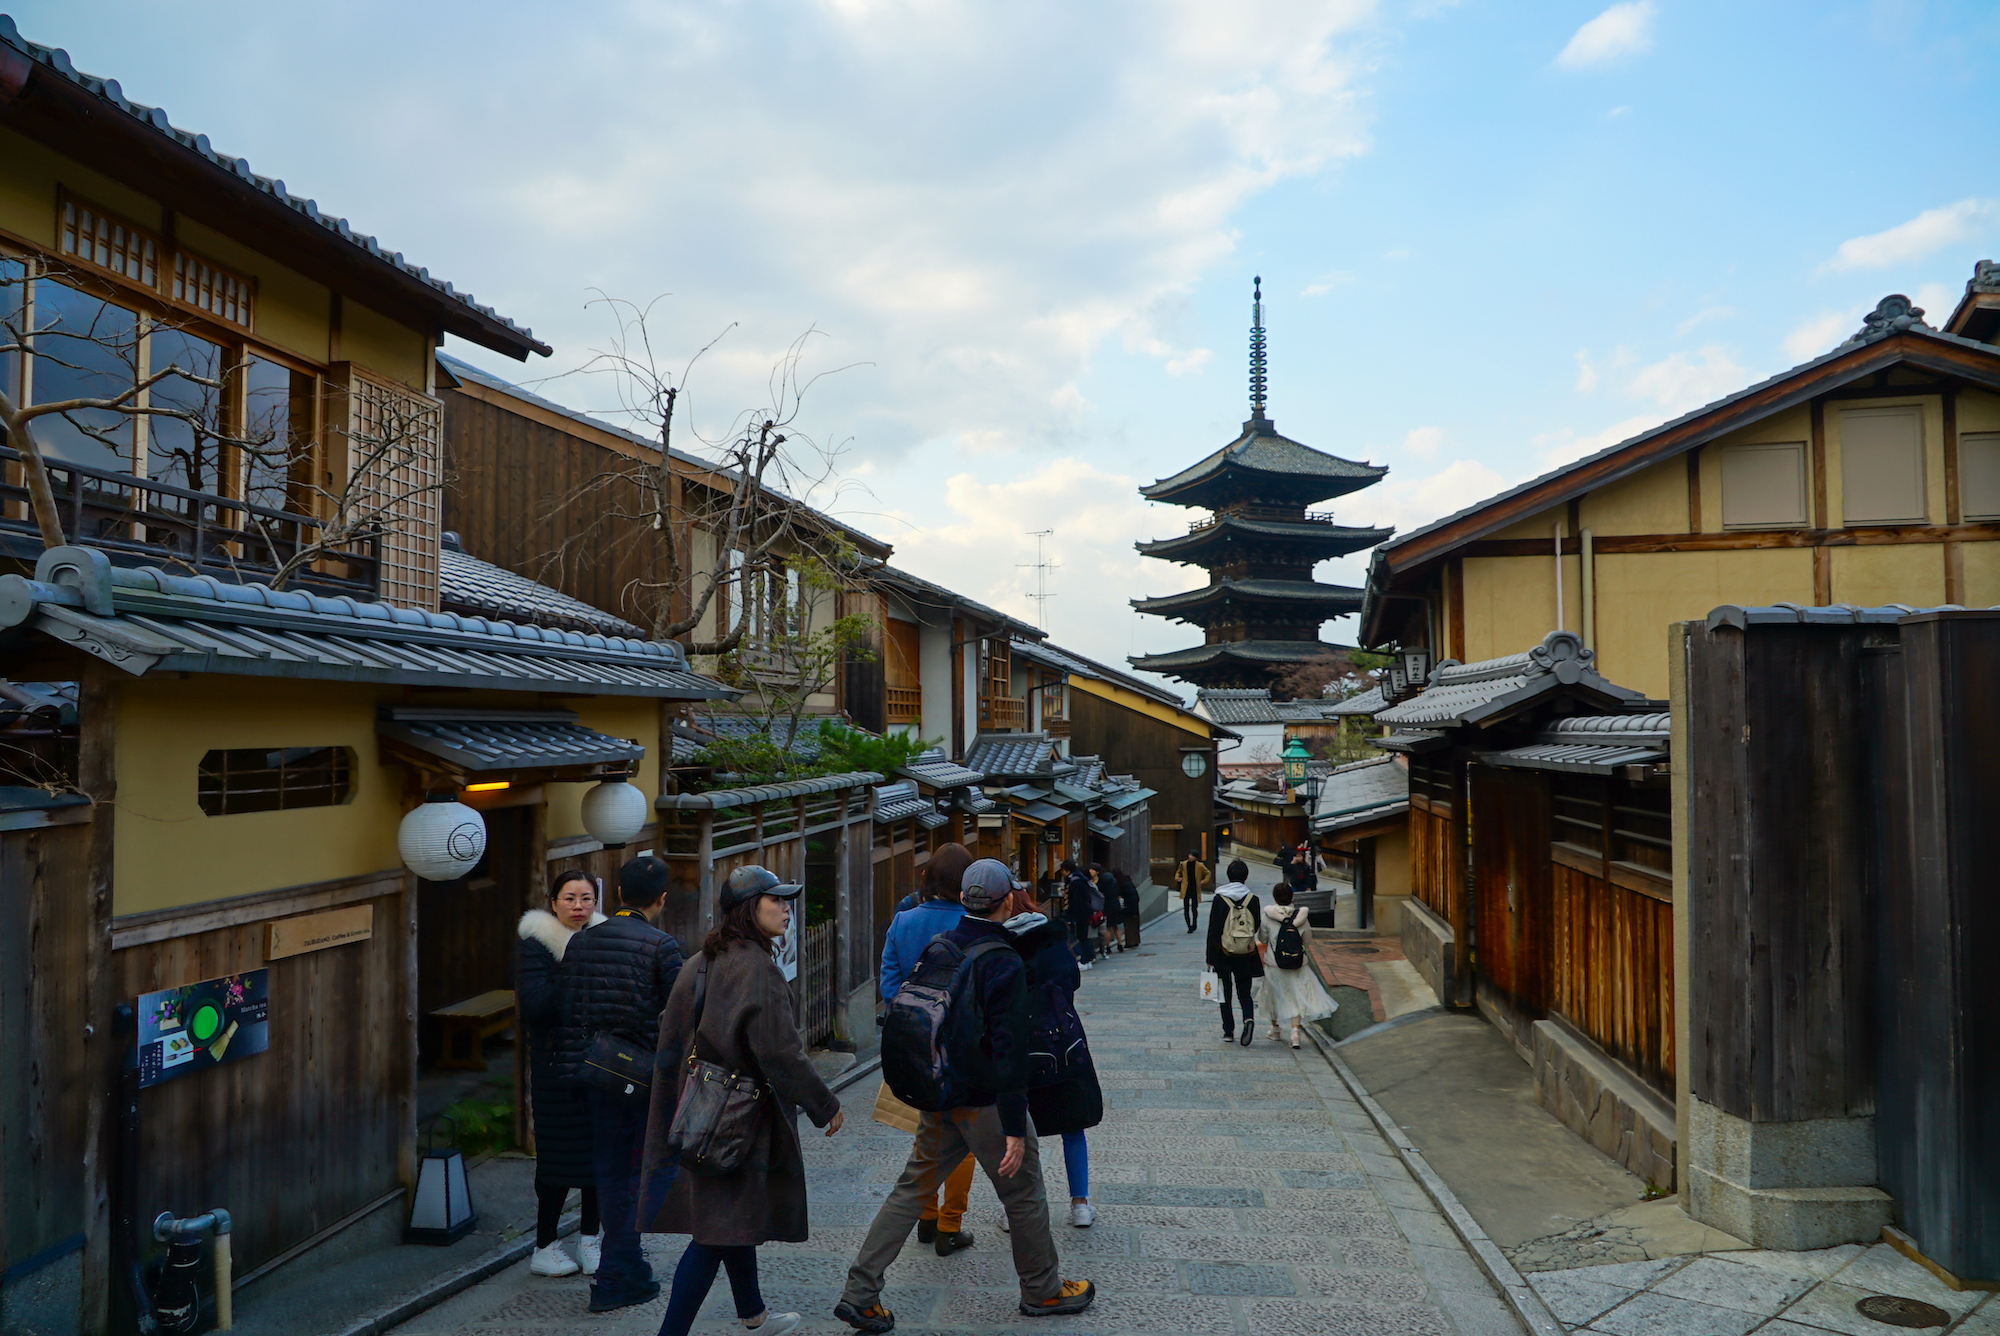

{"left": 1182, "top": 893, "right": 1199, "bottom": 932}
{"left": 1215, "top": 961, "right": 1256, "bottom": 1031}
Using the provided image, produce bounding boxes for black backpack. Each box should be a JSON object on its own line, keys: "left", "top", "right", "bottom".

{"left": 1026, "top": 972, "right": 1088, "bottom": 1088}
{"left": 1273, "top": 908, "right": 1307, "bottom": 971}
{"left": 881, "top": 935, "right": 1028, "bottom": 1110}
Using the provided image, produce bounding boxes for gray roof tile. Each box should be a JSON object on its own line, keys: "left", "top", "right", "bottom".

{"left": 440, "top": 543, "right": 645, "bottom": 639}
{"left": 1372, "top": 631, "right": 1644, "bottom": 730}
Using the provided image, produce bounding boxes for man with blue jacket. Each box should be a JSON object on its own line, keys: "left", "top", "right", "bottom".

{"left": 879, "top": 868, "right": 965, "bottom": 1002}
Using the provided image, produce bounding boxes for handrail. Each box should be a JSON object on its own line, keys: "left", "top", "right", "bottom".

{"left": 1187, "top": 507, "right": 1345, "bottom": 534}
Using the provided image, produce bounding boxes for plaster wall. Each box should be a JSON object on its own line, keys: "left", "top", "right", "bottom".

{"left": 1579, "top": 456, "right": 1689, "bottom": 534}
{"left": 543, "top": 695, "right": 662, "bottom": 841}
{"left": 1591, "top": 548, "right": 1813, "bottom": 698}
{"left": 1830, "top": 543, "right": 1947, "bottom": 608}
{"left": 1960, "top": 540, "right": 2000, "bottom": 604}
{"left": 1459, "top": 555, "right": 1560, "bottom": 663}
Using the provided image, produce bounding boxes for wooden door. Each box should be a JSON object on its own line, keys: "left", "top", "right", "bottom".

{"left": 1471, "top": 765, "right": 1551, "bottom": 1054}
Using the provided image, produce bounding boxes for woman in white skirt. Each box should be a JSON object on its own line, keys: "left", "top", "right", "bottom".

{"left": 1256, "top": 884, "right": 1337, "bottom": 1048}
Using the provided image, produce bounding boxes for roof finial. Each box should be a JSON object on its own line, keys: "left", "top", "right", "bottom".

{"left": 1249, "top": 276, "right": 1268, "bottom": 419}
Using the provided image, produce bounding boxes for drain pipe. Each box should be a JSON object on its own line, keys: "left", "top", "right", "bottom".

{"left": 152, "top": 1209, "right": 233, "bottom": 1330}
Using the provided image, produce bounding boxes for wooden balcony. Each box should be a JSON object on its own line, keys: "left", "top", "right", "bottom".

{"left": 886, "top": 685, "right": 922, "bottom": 724}
{"left": 980, "top": 695, "right": 1026, "bottom": 731}
{"left": 1043, "top": 716, "right": 1071, "bottom": 739}
{"left": 0, "top": 447, "right": 379, "bottom": 597}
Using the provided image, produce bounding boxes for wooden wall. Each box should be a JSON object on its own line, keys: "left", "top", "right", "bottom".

{"left": 1407, "top": 800, "right": 1458, "bottom": 925}
{"left": 1066, "top": 691, "right": 1213, "bottom": 865}
{"left": 440, "top": 388, "right": 666, "bottom": 631}
{"left": 1550, "top": 864, "right": 1675, "bottom": 1097}
{"left": 1, "top": 817, "right": 94, "bottom": 1274}
{"left": 1470, "top": 766, "right": 1550, "bottom": 1055}
{"left": 111, "top": 876, "right": 414, "bottom": 1278}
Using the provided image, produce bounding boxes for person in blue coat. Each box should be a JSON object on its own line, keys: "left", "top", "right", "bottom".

{"left": 878, "top": 844, "right": 974, "bottom": 1002}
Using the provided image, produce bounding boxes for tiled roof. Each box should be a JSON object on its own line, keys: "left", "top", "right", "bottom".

{"left": 1009, "top": 637, "right": 1187, "bottom": 708}
{"left": 440, "top": 541, "right": 644, "bottom": 639}
{"left": 899, "top": 749, "right": 986, "bottom": 789}
{"left": 1474, "top": 710, "right": 1673, "bottom": 775}
{"left": 656, "top": 771, "right": 884, "bottom": 812}
{"left": 0, "top": 548, "right": 735, "bottom": 699}
{"left": 682, "top": 713, "right": 827, "bottom": 760}
{"left": 0, "top": 18, "right": 546, "bottom": 359}
{"left": 1142, "top": 418, "right": 1386, "bottom": 503}
{"left": 1133, "top": 578, "right": 1365, "bottom": 616}
{"left": 1196, "top": 689, "right": 1282, "bottom": 725}
{"left": 1087, "top": 817, "right": 1127, "bottom": 841}
{"left": 1137, "top": 515, "right": 1392, "bottom": 561}
{"left": 1273, "top": 697, "right": 1353, "bottom": 722}
{"left": 1130, "top": 639, "right": 1355, "bottom": 672}
{"left": 1372, "top": 631, "right": 1644, "bottom": 730}
{"left": 1312, "top": 755, "right": 1409, "bottom": 835}
{"left": 872, "top": 780, "right": 936, "bottom": 824}
{"left": 864, "top": 563, "right": 1041, "bottom": 640}
{"left": 1329, "top": 685, "right": 1387, "bottom": 717}
{"left": 0, "top": 679, "right": 77, "bottom": 727}
{"left": 964, "top": 731, "right": 1070, "bottom": 780}
{"left": 379, "top": 710, "right": 643, "bottom": 774}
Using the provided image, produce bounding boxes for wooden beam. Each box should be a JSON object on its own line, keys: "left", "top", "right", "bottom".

{"left": 1453, "top": 521, "right": 2000, "bottom": 559}
{"left": 1686, "top": 451, "right": 1702, "bottom": 534}
{"left": 1447, "top": 559, "right": 1465, "bottom": 662}
{"left": 1814, "top": 547, "right": 1833, "bottom": 606}
{"left": 1810, "top": 399, "right": 1830, "bottom": 531}
{"left": 1943, "top": 390, "right": 1961, "bottom": 527}
{"left": 77, "top": 663, "right": 118, "bottom": 1336}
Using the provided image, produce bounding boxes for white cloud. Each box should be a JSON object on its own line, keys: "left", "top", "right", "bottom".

{"left": 1676, "top": 306, "right": 1735, "bottom": 336}
{"left": 1303, "top": 272, "right": 1357, "bottom": 296}
{"left": 1625, "top": 345, "right": 1747, "bottom": 414}
{"left": 1824, "top": 199, "right": 1997, "bottom": 273}
{"left": 1914, "top": 283, "right": 1956, "bottom": 325}
{"left": 1365, "top": 458, "right": 1513, "bottom": 536}
{"left": 1402, "top": 426, "right": 1446, "bottom": 458}
{"left": 1555, "top": 2, "right": 1656, "bottom": 70}
{"left": 1782, "top": 307, "right": 1863, "bottom": 364}
{"left": 1530, "top": 414, "right": 1663, "bottom": 470}
{"left": 1574, "top": 349, "right": 1599, "bottom": 393}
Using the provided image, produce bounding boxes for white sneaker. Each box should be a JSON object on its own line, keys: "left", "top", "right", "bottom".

{"left": 1079, "top": 962, "right": 1093, "bottom": 971}
{"left": 577, "top": 1232, "right": 601, "bottom": 1276}
{"left": 744, "top": 1313, "right": 801, "bottom": 1336}
{"left": 999, "top": 1212, "right": 1011, "bottom": 1233}
{"left": 1069, "top": 1201, "right": 1095, "bottom": 1228}
{"left": 529, "top": 1241, "right": 579, "bottom": 1277}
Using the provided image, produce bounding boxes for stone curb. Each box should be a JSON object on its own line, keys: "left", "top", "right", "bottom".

{"left": 1302, "top": 1022, "right": 1565, "bottom": 1336}
{"left": 352, "top": 1211, "right": 580, "bottom": 1336}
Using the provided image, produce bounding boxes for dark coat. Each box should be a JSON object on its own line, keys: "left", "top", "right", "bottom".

{"left": 1114, "top": 871, "right": 1141, "bottom": 917}
{"left": 1011, "top": 918, "right": 1102, "bottom": 1137}
{"left": 640, "top": 941, "right": 840, "bottom": 1247}
{"left": 1207, "top": 889, "right": 1265, "bottom": 977}
{"left": 554, "top": 910, "right": 684, "bottom": 1084}
{"left": 516, "top": 909, "right": 602, "bottom": 1189}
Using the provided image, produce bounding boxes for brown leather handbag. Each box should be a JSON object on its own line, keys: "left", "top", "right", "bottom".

{"left": 663, "top": 962, "right": 767, "bottom": 1176}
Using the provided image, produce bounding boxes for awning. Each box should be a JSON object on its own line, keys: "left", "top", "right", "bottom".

{"left": 1475, "top": 741, "right": 1667, "bottom": 775}
{"left": 1097, "top": 787, "right": 1156, "bottom": 811}
{"left": 1087, "top": 818, "right": 1126, "bottom": 841}
{"left": 1005, "top": 783, "right": 1053, "bottom": 801}
{"left": 1372, "top": 730, "right": 1450, "bottom": 754}
{"left": 379, "top": 709, "right": 643, "bottom": 775}
{"left": 1014, "top": 800, "right": 1068, "bottom": 824}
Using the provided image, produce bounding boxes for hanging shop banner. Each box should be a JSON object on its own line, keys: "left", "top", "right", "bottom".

{"left": 137, "top": 969, "right": 270, "bottom": 1088}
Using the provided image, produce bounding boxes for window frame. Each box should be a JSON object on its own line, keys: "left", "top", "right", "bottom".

{"left": 1960, "top": 431, "right": 2000, "bottom": 524}
{"left": 197, "top": 745, "right": 358, "bottom": 816}
{"left": 1838, "top": 404, "right": 1928, "bottom": 527}
{"left": 1717, "top": 440, "right": 1810, "bottom": 531}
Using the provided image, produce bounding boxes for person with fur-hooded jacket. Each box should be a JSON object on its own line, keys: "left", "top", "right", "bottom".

{"left": 1006, "top": 879, "right": 1104, "bottom": 1229}
{"left": 516, "top": 869, "right": 608, "bottom": 1278}
{"left": 1205, "top": 859, "right": 1264, "bottom": 1045}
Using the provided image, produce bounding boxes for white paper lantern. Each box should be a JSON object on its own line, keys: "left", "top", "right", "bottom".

{"left": 399, "top": 798, "right": 487, "bottom": 881}
{"left": 580, "top": 779, "right": 648, "bottom": 850}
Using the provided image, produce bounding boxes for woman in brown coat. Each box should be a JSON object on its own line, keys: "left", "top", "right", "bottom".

{"left": 642, "top": 866, "right": 844, "bottom": 1336}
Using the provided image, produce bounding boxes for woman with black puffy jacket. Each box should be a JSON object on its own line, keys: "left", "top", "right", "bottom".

{"left": 1006, "top": 881, "right": 1104, "bottom": 1229}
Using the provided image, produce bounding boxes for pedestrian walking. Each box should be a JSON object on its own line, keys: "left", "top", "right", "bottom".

{"left": 1061, "top": 859, "right": 1096, "bottom": 970}
{"left": 875, "top": 844, "right": 979, "bottom": 1249}
{"left": 516, "top": 870, "right": 606, "bottom": 1278}
{"left": 1175, "top": 853, "right": 1211, "bottom": 933}
{"left": 1256, "top": 884, "right": 1337, "bottom": 1048}
{"left": 1089, "top": 866, "right": 1118, "bottom": 956}
{"left": 559, "top": 855, "right": 684, "bottom": 1313}
{"left": 1206, "top": 859, "right": 1264, "bottom": 1046}
{"left": 1288, "top": 839, "right": 1321, "bottom": 895}
{"left": 836, "top": 859, "right": 1095, "bottom": 1330}
{"left": 641, "top": 866, "right": 845, "bottom": 1336}
{"left": 1113, "top": 867, "right": 1141, "bottom": 951}
{"left": 1007, "top": 880, "right": 1103, "bottom": 1230}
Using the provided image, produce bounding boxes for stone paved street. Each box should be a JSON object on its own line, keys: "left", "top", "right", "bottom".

{"left": 399, "top": 916, "right": 1526, "bottom": 1336}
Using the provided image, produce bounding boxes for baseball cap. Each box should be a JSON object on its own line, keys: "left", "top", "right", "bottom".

{"left": 959, "top": 858, "right": 1016, "bottom": 912}
{"left": 720, "top": 864, "right": 803, "bottom": 911}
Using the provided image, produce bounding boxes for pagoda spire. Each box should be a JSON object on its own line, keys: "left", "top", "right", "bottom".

{"left": 1248, "top": 276, "right": 1269, "bottom": 421}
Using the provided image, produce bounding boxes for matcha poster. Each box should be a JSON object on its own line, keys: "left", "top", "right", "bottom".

{"left": 137, "top": 970, "right": 270, "bottom": 1088}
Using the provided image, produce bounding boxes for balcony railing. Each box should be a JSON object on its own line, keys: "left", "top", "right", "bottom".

{"left": 981, "top": 695, "right": 1026, "bottom": 731}
{"left": 1188, "top": 507, "right": 1341, "bottom": 534}
{"left": 886, "top": 685, "right": 921, "bottom": 724}
{"left": 0, "top": 446, "right": 379, "bottom": 597}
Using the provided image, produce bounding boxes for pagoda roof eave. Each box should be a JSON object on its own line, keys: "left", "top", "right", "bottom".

{"left": 1136, "top": 517, "right": 1393, "bottom": 563}
{"left": 1129, "top": 639, "right": 1356, "bottom": 673}
{"left": 1140, "top": 417, "right": 1386, "bottom": 507}
{"left": 1131, "top": 579, "right": 1365, "bottom": 617}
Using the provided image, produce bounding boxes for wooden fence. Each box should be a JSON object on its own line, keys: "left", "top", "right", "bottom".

{"left": 800, "top": 921, "right": 835, "bottom": 1045}
{"left": 1549, "top": 863, "right": 1674, "bottom": 1096}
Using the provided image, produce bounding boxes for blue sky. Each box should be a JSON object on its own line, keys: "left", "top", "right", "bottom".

{"left": 15, "top": 1, "right": 1999, "bottom": 688}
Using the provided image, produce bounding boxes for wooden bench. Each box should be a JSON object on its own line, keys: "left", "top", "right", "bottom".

{"left": 432, "top": 989, "right": 516, "bottom": 1070}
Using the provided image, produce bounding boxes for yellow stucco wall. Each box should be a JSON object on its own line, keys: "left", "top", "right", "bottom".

{"left": 1580, "top": 458, "right": 1689, "bottom": 535}
{"left": 113, "top": 676, "right": 668, "bottom": 914}
{"left": 1960, "top": 541, "right": 2000, "bottom": 605}
{"left": 1459, "top": 555, "right": 1563, "bottom": 662}
{"left": 1963, "top": 388, "right": 2000, "bottom": 434}
{"left": 342, "top": 299, "right": 431, "bottom": 391}
{"left": 1830, "top": 544, "right": 1946, "bottom": 609}
{"left": 1591, "top": 548, "right": 1814, "bottom": 697}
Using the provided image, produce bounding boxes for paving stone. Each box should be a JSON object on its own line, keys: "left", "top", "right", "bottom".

{"left": 1650, "top": 1254, "right": 1815, "bottom": 1314}
{"left": 1186, "top": 1262, "right": 1296, "bottom": 1295}
{"left": 1524, "top": 1267, "right": 1637, "bottom": 1326}
{"left": 1242, "top": 1207, "right": 1402, "bottom": 1238}
{"left": 1089, "top": 1184, "right": 1265, "bottom": 1208}
{"left": 1241, "top": 1297, "right": 1454, "bottom": 1336}
{"left": 1409, "top": 1242, "right": 1498, "bottom": 1294}
{"left": 1591, "top": 1289, "right": 1762, "bottom": 1336}
{"left": 1297, "top": 1265, "right": 1434, "bottom": 1303}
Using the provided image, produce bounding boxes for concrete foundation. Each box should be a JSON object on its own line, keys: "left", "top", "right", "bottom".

{"left": 1682, "top": 1096, "right": 1894, "bottom": 1251}
{"left": 1399, "top": 896, "right": 1457, "bottom": 1007}
{"left": 1531, "top": 1018, "right": 1676, "bottom": 1191}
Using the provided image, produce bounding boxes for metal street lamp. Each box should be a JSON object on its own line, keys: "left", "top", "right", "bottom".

{"left": 1281, "top": 735, "right": 1310, "bottom": 793}
{"left": 1401, "top": 647, "right": 1433, "bottom": 690}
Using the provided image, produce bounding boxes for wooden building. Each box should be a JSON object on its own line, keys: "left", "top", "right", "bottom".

{"left": 1373, "top": 632, "right": 1676, "bottom": 1189}
{"left": 1311, "top": 754, "right": 1410, "bottom": 933}
{"left": 1678, "top": 602, "right": 1998, "bottom": 1276}
{"left": 1363, "top": 286, "right": 2000, "bottom": 702}
{"left": 1131, "top": 281, "right": 1389, "bottom": 692}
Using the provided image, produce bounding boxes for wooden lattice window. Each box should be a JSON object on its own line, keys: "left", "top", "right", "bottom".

{"left": 342, "top": 366, "right": 442, "bottom": 611}
{"left": 58, "top": 195, "right": 160, "bottom": 289}
{"left": 199, "top": 746, "right": 355, "bottom": 815}
{"left": 172, "top": 250, "right": 254, "bottom": 329}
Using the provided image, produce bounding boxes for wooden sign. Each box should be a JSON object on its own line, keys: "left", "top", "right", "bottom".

{"left": 267, "top": 904, "right": 373, "bottom": 960}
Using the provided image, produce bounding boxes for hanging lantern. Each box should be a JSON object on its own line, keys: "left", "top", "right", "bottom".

{"left": 580, "top": 777, "right": 648, "bottom": 850}
{"left": 399, "top": 797, "right": 487, "bottom": 881}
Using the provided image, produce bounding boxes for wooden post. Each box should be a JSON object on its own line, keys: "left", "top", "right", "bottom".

{"left": 76, "top": 662, "right": 118, "bottom": 1336}
{"left": 399, "top": 872, "right": 419, "bottom": 1190}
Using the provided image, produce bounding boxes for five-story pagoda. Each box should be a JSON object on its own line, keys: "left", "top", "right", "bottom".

{"left": 1129, "top": 279, "right": 1391, "bottom": 693}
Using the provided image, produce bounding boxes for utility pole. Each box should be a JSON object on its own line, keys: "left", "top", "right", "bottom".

{"left": 1019, "top": 530, "right": 1059, "bottom": 628}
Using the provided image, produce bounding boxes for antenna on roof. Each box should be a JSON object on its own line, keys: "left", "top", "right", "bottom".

{"left": 1249, "top": 276, "right": 1269, "bottom": 420}
{"left": 1019, "top": 530, "right": 1059, "bottom": 628}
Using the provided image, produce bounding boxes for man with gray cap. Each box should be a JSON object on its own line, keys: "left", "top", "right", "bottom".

{"left": 836, "top": 859, "right": 1094, "bottom": 1331}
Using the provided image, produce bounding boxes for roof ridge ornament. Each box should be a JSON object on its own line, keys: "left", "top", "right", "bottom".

{"left": 1839, "top": 294, "right": 1933, "bottom": 349}
{"left": 1526, "top": 630, "right": 1593, "bottom": 682}
{"left": 1969, "top": 259, "right": 2000, "bottom": 296}
{"left": 1247, "top": 276, "right": 1270, "bottom": 429}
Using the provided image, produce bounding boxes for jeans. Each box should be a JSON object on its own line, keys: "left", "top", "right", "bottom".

{"left": 587, "top": 1087, "right": 656, "bottom": 1297}
{"left": 1216, "top": 962, "right": 1256, "bottom": 1032}
{"left": 658, "top": 1242, "right": 762, "bottom": 1336}
{"left": 1062, "top": 1131, "right": 1088, "bottom": 1199}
